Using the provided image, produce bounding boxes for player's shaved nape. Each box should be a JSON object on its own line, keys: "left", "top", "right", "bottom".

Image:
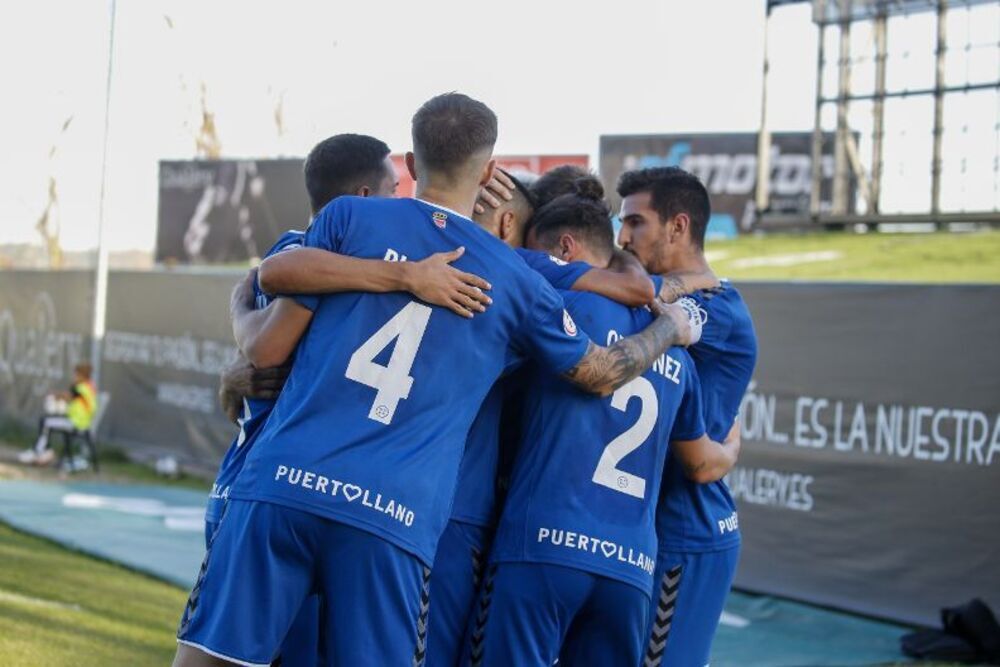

{"left": 411, "top": 92, "right": 497, "bottom": 185}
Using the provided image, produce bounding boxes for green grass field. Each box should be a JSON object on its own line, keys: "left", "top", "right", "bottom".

{"left": 707, "top": 230, "right": 1000, "bottom": 282}
{"left": 0, "top": 522, "right": 187, "bottom": 666}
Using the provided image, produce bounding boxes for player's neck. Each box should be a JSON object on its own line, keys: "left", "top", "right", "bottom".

{"left": 414, "top": 183, "right": 477, "bottom": 219}
{"left": 666, "top": 246, "right": 712, "bottom": 275}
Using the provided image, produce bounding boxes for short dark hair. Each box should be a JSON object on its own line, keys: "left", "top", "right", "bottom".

{"left": 412, "top": 93, "right": 497, "bottom": 176}
{"left": 530, "top": 165, "right": 602, "bottom": 208}
{"left": 303, "top": 133, "right": 390, "bottom": 214}
{"left": 616, "top": 167, "right": 711, "bottom": 249}
{"left": 530, "top": 178, "right": 615, "bottom": 259}
{"left": 498, "top": 168, "right": 538, "bottom": 221}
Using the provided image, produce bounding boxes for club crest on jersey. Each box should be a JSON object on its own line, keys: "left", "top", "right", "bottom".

{"left": 677, "top": 296, "right": 708, "bottom": 327}
{"left": 563, "top": 309, "right": 578, "bottom": 336}
{"left": 432, "top": 211, "right": 448, "bottom": 229}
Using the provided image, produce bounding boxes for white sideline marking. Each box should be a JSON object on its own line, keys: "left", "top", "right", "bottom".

{"left": 719, "top": 611, "right": 750, "bottom": 628}
{"left": 728, "top": 250, "right": 842, "bottom": 269}
{"left": 62, "top": 493, "right": 203, "bottom": 532}
{"left": 0, "top": 588, "right": 82, "bottom": 612}
{"left": 705, "top": 250, "right": 730, "bottom": 262}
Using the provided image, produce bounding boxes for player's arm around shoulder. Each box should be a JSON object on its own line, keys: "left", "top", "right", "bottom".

{"left": 258, "top": 245, "right": 493, "bottom": 320}
{"left": 570, "top": 248, "right": 656, "bottom": 307}
{"left": 562, "top": 298, "right": 701, "bottom": 397}
{"left": 230, "top": 268, "right": 314, "bottom": 369}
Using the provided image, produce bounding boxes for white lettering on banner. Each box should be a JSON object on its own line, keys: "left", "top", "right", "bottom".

{"left": 0, "top": 293, "right": 85, "bottom": 395}
{"left": 273, "top": 465, "right": 415, "bottom": 528}
{"left": 156, "top": 383, "right": 215, "bottom": 414}
{"left": 740, "top": 382, "right": 1000, "bottom": 467}
{"left": 726, "top": 467, "right": 815, "bottom": 512}
{"left": 103, "top": 330, "right": 237, "bottom": 377}
{"left": 739, "top": 381, "right": 790, "bottom": 444}
{"left": 622, "top": 146, "right": 834, "bottom": 197}
{"left": 536, "top": 527, "right": 655, "bottom": 575}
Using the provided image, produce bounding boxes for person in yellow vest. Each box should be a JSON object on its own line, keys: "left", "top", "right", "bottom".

{"left": 19, "top": 363, "right": 99, "bottom": 466}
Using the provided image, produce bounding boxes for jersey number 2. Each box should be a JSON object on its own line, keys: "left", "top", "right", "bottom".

{"left": 592, "top": 376, "right": 657, "bottom": 499}
{"left": 345, "top": 302, "right": 432, "bottom": 425}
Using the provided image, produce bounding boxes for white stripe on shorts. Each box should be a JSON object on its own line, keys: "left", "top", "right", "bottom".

{"left": 176, "top": 638, "right": 270, "bottom": 667}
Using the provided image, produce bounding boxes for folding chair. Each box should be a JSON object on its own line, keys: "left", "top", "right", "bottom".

{"left": 57, "top": 392, "right": 110, "bottom": 473}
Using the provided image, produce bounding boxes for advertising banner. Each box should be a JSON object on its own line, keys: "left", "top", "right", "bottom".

{"left": 0, "top": 271, "right": 93, "bottom": 428}
{"left": 1, "top": 272, "right": 996, "bottom": 625}
{"left": 599, "top": 133, "right": 845, "bottom": 236}
{"left": 0, "top": 269, "right": 238, "bottom": 467}
{"left": 156, "top": 159, "right": 311, "bottom": 265}
{"left": 732, "top": 282, "right": 1000, "bottom": 626}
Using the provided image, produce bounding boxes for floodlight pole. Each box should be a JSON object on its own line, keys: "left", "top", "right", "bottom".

{"left": 832, "top": 0, "right": 852, "bottom": 216}
{"left": 810, "top": 0, "right": 827, "bottom": 218}
{"left": 931, "top": 0, "right": 948, "bottom": 222}
{"left": 871, "top": 10, "right": 887, "bottom": 214}
{"left": 90, "top": 0, "right": 117, "bottom": 388}
{"left": 755, "top": 2, "right": 774, "bottom": 221}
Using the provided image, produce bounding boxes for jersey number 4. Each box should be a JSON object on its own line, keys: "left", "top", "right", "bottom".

{"left": 592, "top": 376, "right": 657, "bottom": 499}
{"left": 345, "top": 302, "right": 432, "bottom": 425}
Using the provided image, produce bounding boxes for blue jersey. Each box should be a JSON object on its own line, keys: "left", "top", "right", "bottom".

{"left": 447, "top": 249, "right": 590, "bottom": 527}
{"left": 515, "top": 247, "right": 590, "bottom": 290}
{"left": 230, "top": 197, "right": 591, "bottom": 565}
{"left": 205, "top": 230, "right": 305, "bottom": 524}
{"left": 651, "top": 279, "right": 758, "bottom": 551}
{"left": 447, "top": 379, "right": 508, "bottom": 527}
{"left": 491, "top": 290, "right": 706, "bottom": 593}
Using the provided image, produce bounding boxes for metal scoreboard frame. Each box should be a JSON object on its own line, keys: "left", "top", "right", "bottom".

{"left": 756, "top": 0, "right": 1000, "bottom": 229}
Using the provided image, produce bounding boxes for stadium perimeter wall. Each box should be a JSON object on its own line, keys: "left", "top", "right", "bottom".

{"left": 0, "top": 269, "right": 997, "bottom": 626}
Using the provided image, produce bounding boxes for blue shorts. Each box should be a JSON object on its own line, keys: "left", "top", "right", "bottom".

{"left": 467, "top": 561, "right": 649, "bottom": 666}
{"left": 204, "top": 512, "right": 322, "bottom": 666}
{"left": 204, "top": 518, "right": 218, "bottom": 550}
{"left": 425, "top": 520, "right": 490, "bottom": 667}
{"left": 644, "top": 545, "right": 740, "bottom": 667}
{"left": 179, "top": 499, "right": 430, "bottom": 667}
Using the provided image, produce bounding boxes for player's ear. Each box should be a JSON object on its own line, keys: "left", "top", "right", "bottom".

{"left": 499, "top": 211, "right": 515, "bottom": 243}
{"left": 357, "top": 185, "right": 372, "bottom": 197}
{"left": 405, "top": 152, "right": 418, "bottom": 181}
{"left": 560, "top": 233, "right": 575, "bottom": 260}
{"left": 669, "top": 213, "right": 689, "bottom": 243}
{"left": 479, "top": 159, "right": 497, "bottom": 187}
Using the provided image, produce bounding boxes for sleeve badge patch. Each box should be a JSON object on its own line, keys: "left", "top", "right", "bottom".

{"left": 563, "top": 309, "right": 578, "bottom": 336}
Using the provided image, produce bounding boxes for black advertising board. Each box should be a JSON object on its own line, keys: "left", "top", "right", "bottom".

{"left": 156, "top": 159, "right": 311, "bottom": 264}
{"left": 600, "top": 133, "right": 849, "bottom": 235}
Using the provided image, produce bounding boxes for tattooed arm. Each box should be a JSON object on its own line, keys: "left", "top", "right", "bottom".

{"left": 671, "top": 419, "right": 742, "bottom": 484}
{"left": 657, "top": 270, "right": 720, "bottom": 303}
{"left": 562, "top": 301, "right": 694, "bottom": 396}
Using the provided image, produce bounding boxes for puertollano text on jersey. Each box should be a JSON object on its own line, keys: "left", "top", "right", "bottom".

{"left": 536, "top": 526, "right": 655, "bottom": 575}
{"left": 274, "top": 465, "right": 415, "bottom": 527}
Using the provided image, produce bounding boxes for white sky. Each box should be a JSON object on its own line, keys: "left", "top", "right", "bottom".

{"left": 0, "top": 0, "right": 997, "bottom": 253}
